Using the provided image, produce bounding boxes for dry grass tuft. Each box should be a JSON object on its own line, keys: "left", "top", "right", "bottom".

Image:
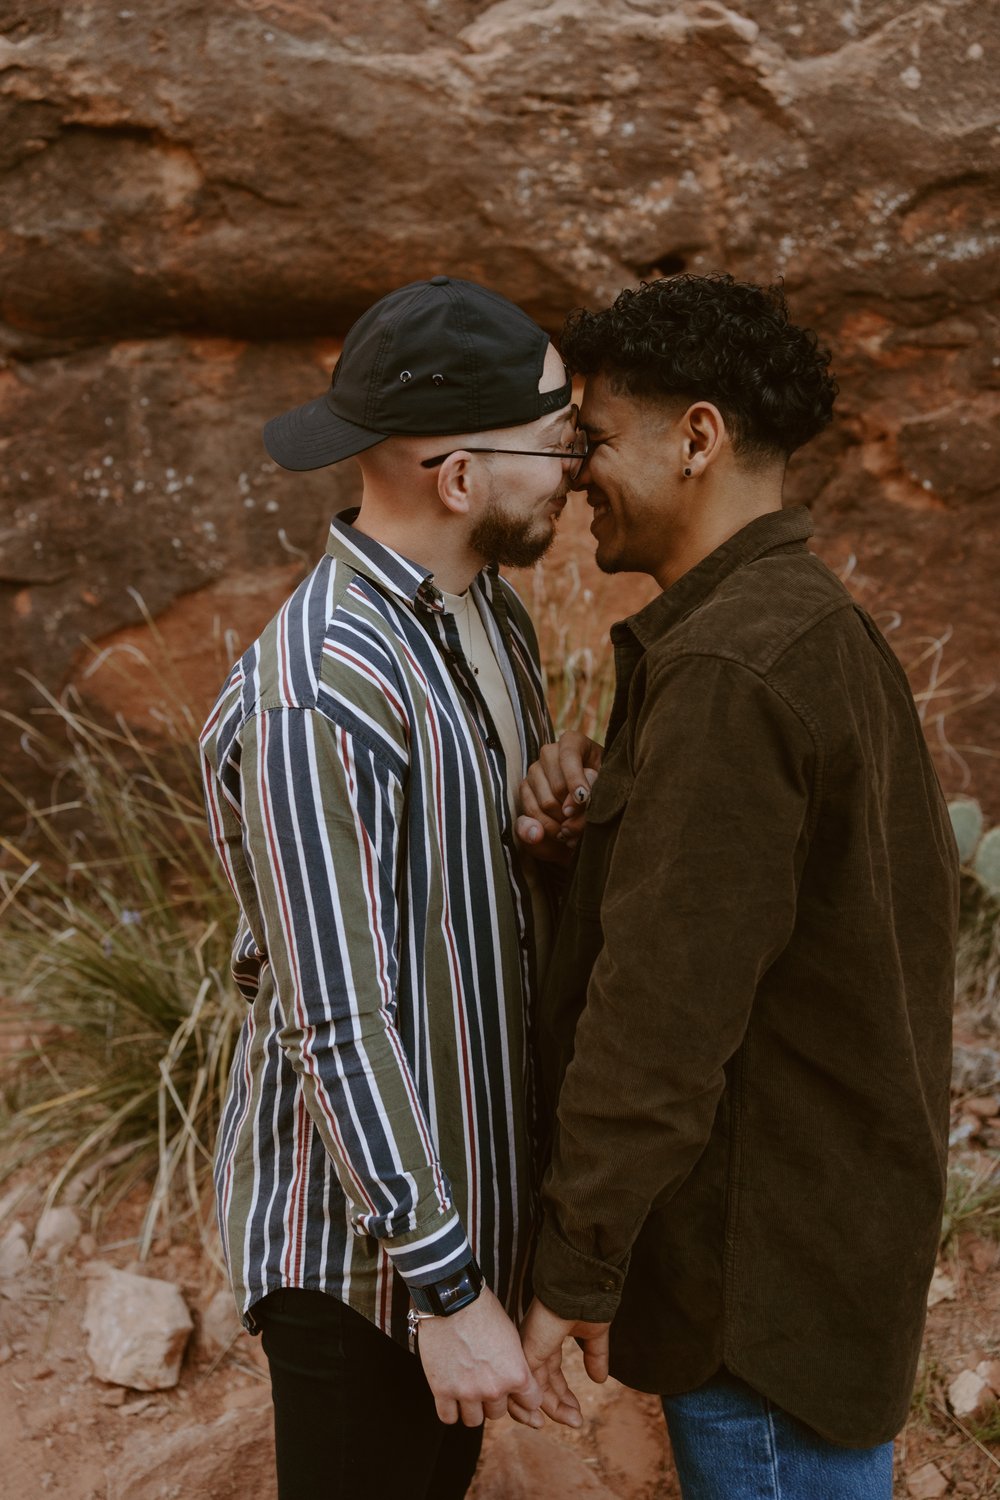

{"left": 956, "top": 889, "right": 1000, "bottom": 1039}
{"left": 0, "top": 679, "right": 239, "bottom": 1262}
{"left": 941, "top": 1153, "right": 1000, "bottom": 1249}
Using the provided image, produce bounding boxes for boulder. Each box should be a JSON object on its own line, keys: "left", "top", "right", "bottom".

{"left": 83, "top": 1265, "right": 193, "bottom": 1391}
{"left": 1, "top": 0, "right": 998, "bottom": 816}
{"left": 1, "top": 1, "right": 996, "bottom": 344}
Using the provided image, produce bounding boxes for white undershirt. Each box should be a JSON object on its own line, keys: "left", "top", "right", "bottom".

{"left": 440, "top": 587, "right": 552, "bottom": 975}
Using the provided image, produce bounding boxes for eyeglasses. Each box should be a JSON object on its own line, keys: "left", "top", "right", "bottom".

{"left": 420, "top": 428, "right": 589, "bottom": 484}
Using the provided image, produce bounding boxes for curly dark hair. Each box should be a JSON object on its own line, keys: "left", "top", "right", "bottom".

{"left": 560, "top": 273, "right": 837, "bottom": 462}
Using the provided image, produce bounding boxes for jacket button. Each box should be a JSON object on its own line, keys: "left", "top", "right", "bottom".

{"left": 599, "top": 1278, "right": 616, "bottom": 1293}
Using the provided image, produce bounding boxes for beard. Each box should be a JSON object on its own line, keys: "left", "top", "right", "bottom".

{"left": 469, "top": 490, "right": 559, "bottom": 569}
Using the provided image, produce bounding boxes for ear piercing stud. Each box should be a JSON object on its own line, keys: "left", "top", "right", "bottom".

{"left": 684, "top": 467, "right": 692, "bottom": 477}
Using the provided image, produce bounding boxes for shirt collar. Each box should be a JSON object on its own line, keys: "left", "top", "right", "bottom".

{"left": 324, "top": 508, "right": 452, "bottom": 615}
{"left": 618, "top": 506, "right": 815, "bottom": 649}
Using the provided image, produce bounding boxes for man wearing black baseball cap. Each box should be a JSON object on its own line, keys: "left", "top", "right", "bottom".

{"left": 201, "top": 276, "right": 587, "bottom": 1498}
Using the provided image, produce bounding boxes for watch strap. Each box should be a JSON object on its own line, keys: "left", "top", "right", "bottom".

{"left": 408, "top": 1258, "right": 484, "bottom": 1317}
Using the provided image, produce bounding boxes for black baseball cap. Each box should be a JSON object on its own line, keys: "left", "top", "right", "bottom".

{"left": 263, "top": 276, "right": 572, "bottom": 471}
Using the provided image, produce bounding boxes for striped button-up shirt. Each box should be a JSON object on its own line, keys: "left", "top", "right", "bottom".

{"left": 200, "top": 512, "right": 553, "bottom": 1345}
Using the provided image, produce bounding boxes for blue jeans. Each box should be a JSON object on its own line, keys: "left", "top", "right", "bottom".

{"left": 662, "top": 1369, "right": 894, "bottom": 1500}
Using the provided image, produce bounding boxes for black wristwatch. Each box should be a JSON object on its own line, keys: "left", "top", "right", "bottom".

{"left": 409, "top": 1259, "right": 484, "bottom": 1317}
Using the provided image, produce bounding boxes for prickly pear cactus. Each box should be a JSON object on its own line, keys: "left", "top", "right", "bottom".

{"left": 973, "top": 827, "right": 1000, "bottom": 900}
{"left": 949, "top": 799, "right": 985, "bottom": 865}
{"left": 950, "top": 798, "right": 1000, "bottom": 901}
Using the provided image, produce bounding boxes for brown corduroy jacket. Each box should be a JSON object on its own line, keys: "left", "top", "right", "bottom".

{"left": 531, "top": 506, "right": 958, "bottom": 1448}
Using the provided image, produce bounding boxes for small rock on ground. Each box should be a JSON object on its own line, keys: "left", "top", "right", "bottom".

{"left": 83, "top": 1266, "right": 193, "bottom": 1391}
{"left": 947, "top": 1367, "right": 994, "bottom": 1421}
{"left": 906, "top": 1460, "right": 949, "bottom": 1498}
{"left": 927, "top": 1269, "right": 956, "bottom": 1307}
{"left": 952, "top": 1044, "right": 1000, "bottom": 1095}
{"left": 33, "top": 1207, "right": 82, "bottom": 1264}
{"left": 0, "top": 1222, "right": 30, "bottom": 1279}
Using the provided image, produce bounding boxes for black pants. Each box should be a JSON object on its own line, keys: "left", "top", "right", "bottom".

{"left": 255, "top": 1288, "right": 483, "bottom": 1500}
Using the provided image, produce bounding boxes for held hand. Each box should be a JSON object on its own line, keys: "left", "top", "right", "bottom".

{"left": 507, "top": 1296, "right": 610, "bottom": 1429}
{"left": 516, "top": 732, "right": 603, "bottom": 863}
{"left": 416, "top": 1284, "right": 545, "bottom": 1429}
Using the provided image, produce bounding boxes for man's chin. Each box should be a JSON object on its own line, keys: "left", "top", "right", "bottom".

{"left": 595, "top": 543, "right": 624, "bottom": 576}
{"left": 471, "top": 495, "right": 561, "bottom": 570}
{"left": 502, "top": 533, "right": 555, "bottom": 569}
{"left": 481, "top": 526, "right": 556, "bottom": 571}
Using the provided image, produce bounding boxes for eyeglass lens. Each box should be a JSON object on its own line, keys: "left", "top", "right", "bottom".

{"left": 567, "top": 428, "right": 588, "bottom": 480}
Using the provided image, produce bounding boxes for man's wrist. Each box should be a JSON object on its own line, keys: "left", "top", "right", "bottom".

{"left": 408, "top": 1257, "right": 484, "bottom": 1317}
{"left": 533, "top": 1219, "right": 627, "bottom": 1323}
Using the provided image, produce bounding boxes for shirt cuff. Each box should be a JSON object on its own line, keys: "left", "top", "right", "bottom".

{"left": 383, "top": 1210, "right": 474, "bottom": 1289}
{"left": 531, "top": 1218, "right": 627, "bottom": 1323}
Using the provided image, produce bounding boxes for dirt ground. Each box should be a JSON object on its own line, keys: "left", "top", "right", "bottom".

{"left": 1, "top": 1158, "right": 999, "bottom": 1500}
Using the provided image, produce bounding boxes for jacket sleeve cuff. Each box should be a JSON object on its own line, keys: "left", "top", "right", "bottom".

{"left": 531, "top": 1218, "right": 627, "bottom": 1323}
{"left": 383, "top": 1210, "right": 474, "bottom": 1289}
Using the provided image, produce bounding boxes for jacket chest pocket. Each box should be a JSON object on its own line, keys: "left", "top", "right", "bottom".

{"left": 573, "top": 764, "right": 634, "bottom": 917}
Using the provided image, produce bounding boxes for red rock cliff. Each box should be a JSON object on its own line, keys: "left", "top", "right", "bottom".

{"left": 1, "top": 1, "right": 997, "bottom": 812}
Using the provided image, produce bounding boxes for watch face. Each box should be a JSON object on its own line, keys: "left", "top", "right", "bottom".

{"left": 410, "top": 1261, "right": 483, "bottom": 1317}
{"left": 439, "top": 1279, "right": 468, "bottom": 1311}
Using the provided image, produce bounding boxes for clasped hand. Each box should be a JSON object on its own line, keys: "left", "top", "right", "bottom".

{"left": 415, "top": 1284, "right": 607, "bottom": 1433}
{"left": 416, "top": 1287, "right": 609, "bottom": 1433}
{"left": 516, "top": 730, "right": 603, "bottom": 863}
{"left": 508, "top": 1296, "right": 610, "bottom": 1430}
{"left": 416, "top": 1284, "right": 544, "bottom": 1428}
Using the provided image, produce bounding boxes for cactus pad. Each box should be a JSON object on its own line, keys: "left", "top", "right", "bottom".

{"left": 973, "top": 826, "right": 1000, "bottom": 899}
{"left": 948, "top": 799, "right": 984, "bottom": 865}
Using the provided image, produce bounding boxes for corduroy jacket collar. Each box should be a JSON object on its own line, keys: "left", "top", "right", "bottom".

{"left": 618, "top": 505, "right": 814, "bottom": 651}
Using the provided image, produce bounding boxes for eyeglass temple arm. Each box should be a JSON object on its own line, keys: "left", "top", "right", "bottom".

{"left": 420, "top": 442, "right": 587, "bottom": 471}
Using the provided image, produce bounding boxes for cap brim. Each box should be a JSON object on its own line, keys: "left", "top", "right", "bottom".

{"left": 263, "top": 394, "right": 388, "bottom": 471}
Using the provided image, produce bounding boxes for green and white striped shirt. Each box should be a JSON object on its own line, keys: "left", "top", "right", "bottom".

{"left": 200, "top": 512, "right": 553, "bottom": 1343}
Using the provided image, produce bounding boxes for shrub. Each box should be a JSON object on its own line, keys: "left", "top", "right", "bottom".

{"left": 0, "top": 682, "right": 240, "bottom": 1261}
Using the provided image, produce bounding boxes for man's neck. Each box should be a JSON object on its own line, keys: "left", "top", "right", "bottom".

{"left": 653, "top": 478, "right": 785, "bottom": 591}
{"left": 350, "top": 496, "right": 482, "bottom": 594}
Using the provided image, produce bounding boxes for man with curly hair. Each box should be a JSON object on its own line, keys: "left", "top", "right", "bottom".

{"left": 510, "top": 275, "right": 958, "bottom": 1499}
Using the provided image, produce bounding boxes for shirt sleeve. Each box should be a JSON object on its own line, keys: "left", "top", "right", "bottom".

{"left": 238, "top": 704, "right": 473, "bottom": 1289}
{"left": 532, "top": 653, "right": 816, "bottom": 1321}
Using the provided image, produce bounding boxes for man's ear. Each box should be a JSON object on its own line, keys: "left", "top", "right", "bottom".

{"left": 436, "top": 452, "right": 474, "bottom": 516}
{"left": 680, "top": 402, "right": 726, "bottom": 478}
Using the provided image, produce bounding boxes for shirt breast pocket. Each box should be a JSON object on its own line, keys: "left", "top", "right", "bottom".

{"left": 573, "top": 764, "right": 634, "bottom": 917}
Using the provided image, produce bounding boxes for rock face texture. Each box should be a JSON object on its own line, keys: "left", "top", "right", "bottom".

{"left": 2, "top": 0, "right": 998, "bottom": 810}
